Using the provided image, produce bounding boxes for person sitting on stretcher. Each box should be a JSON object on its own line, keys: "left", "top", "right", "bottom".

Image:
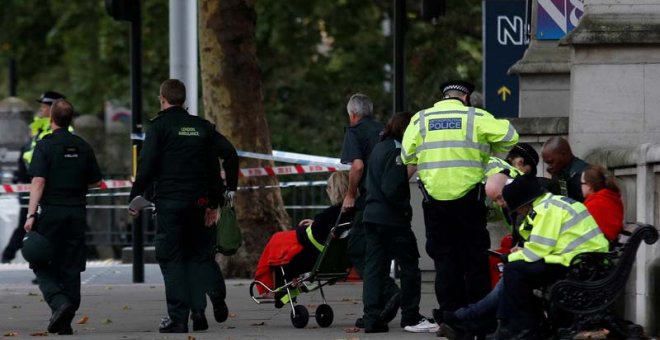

{"left": 254, "top": 172, "right": 355, "bottom": 303}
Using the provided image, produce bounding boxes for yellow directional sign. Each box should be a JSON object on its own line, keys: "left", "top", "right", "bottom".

{"left": 497, "top": 86, "right": 511, "bottom": 101}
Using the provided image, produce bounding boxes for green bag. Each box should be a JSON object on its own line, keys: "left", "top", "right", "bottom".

{"left": 216, "top": 199, "right": 242, "bottom": 256}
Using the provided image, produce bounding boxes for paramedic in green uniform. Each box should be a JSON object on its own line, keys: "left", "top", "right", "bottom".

{"left": 129, "top": 79, "right": 229, "bottom": 333}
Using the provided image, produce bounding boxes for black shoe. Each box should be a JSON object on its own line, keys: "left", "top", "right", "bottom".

{"left": 58, "top": 324, "right": 73, "bottom": 335}
{"left": 191, "top": 310, "right": 208, "bottom": 331}
{"left": 365, "top": 322, "right": 389, "bottom": 333}
{"left": 159, "top": 318, "right": 188, "bottom": 333}
{"left": 380, "top": 292, "right": 400, "bottom": 323}
{"left": 355, "top": 317, "right": 364, "bottom": 328}
{"left": 438, "top": 322, "right": 473, "bottom": 340}
{"left": 47, "top": 302, "right": 75, "bottom": 334}
{"left": 209, "top": 291, "right": 229, "bottom": 323}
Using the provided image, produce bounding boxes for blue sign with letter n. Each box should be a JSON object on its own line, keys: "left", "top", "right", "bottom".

{"left": 429, "top": 118, "right": 462, "bottom": 131}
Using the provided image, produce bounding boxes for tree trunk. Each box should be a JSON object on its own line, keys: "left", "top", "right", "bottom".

{"left": 199, "top": 0, "right": 290, "bottom": 278}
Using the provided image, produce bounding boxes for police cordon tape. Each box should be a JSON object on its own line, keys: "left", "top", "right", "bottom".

{"left": 0, "top": 168, "right": 340, "bottom": 194}
{"left": 0, "top": 150, "right": 347, "bottom": 194}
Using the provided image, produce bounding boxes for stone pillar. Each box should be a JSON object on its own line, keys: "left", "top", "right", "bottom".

{"left": 561, "top": 0, "right": 660, "bottom": 157}
{"left": 509, "top": 0, "right": 572, "bottom": 118}
{"left": 562, "top": 0, "right": 660, "bottom": 331}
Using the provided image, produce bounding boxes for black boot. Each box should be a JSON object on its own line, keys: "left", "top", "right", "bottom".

{"left": 209, "top": 291, "right": 229, "bottom": 323}
{"left": 190, "top": 310, "right": 209, "bottom": 331}
{"left": 47, "top": 302, "right": 75, "bottom": 334}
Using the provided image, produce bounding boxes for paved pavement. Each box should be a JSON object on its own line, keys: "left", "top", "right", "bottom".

{"left": 0, "top": 262, "right": 446, "bottom": 339}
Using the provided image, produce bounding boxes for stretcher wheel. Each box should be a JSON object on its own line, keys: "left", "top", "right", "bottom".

{"left": 290, "top": 305, "right": 309, "bottom": 328}
{"left": 315, "top": 304, "right": 334, "bottom": 327}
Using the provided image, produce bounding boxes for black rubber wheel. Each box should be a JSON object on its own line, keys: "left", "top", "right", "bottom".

{"left": 315, "top": 304, "right": 334, "bottom": 328}
{"left": 290, "top": 305, "right": 309, "bottom": 328}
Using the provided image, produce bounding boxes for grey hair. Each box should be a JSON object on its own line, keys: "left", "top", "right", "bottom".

{"left": 346, "top": 93, "right": 373, "bottom": 118}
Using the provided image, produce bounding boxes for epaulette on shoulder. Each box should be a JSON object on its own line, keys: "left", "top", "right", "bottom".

{"left": 149, "top": 114, "right": 164, "bottom": 123}
{"left": 41, "top": 133, "right": 54, "bottom": 140}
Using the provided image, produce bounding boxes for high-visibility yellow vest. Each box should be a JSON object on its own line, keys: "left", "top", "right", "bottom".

{"left": 401, "top": 99, "right": 518, "bottom": 200}
{"left": 23, "top": 118, "right": 74, "bottom": 165}
{"left": 485, "top": 156, "right": 522, "bottom": 178}
{"left": 508, "top": 193, "right": 609, "bottom": 266}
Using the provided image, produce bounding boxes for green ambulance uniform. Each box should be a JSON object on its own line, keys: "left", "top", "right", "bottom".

{"left": 340, "top": 116, "right": 400, "bottom": 326}
{"left": 363, "top": 138, "right": 422, "bottom": 329}
{"left": 129, "top": 106, "right": 225, "bottom": 327}
{"left": 554, "top": 156, "right": 589, "bottom": 202}
{"left": 28, "top": 128, "right": 102, "bottom": 327}
{"left": 500, "top": 192, "right": 608, "bottom": 333}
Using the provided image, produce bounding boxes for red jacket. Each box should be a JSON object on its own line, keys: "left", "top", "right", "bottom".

{"left": 584, "top": 188, "right": 624, "bottom": 241}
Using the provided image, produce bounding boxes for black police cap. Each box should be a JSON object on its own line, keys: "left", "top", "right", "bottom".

{"left": 440, "top": 80, "right": 475, "bottom": 95}
{"left": 502, "top": 174, "right": 545, "bottom": 212}
{"left": 510, "top": 143, "right": 540, "bottom": 167}
{"left": 36, "top": 91, "right": 65, "bottom": 105}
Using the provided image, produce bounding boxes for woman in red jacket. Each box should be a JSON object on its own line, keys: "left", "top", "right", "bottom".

{"left": 581, "top": 165, "right": 624, "bottom": 241}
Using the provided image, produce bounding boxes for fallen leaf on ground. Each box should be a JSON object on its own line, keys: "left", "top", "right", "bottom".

{"left": 105, "top": 286, "right": 112, "bottom": 290}
{"left": 229, "top": 313, "right": 237, "bottom": 318}
{"left": 30, "top": 331, "right": 48, "bottom": 336}
{"left": 187, "top": 336, "right": 195, "bottom": 340}
{"left": 221, "top": 326, "right": 236, "bottom": 329}
{"left": 101, "top": 318, "right": 112, "bottom": 324}
{"left": 233, "top": 283, "right": 245, "bottom": 287}
{"left": 77, "top": 315, "right": 89, "bottom": 324}
{"left": 122, "top": 305, "right": 131, "bottom": 310}
{"left": 343, "top": 327, "right": 360, "bottom": 333}
{"left": 149, "top": 286, "right": 156, "bottom": 289}
{"left": 251, "top": 322, "right": 265, "bottom": 326}
{"left": 3, "top": 332, "right": 18, "bottom": 336}
{"left": 27, "top": 292, "right": 38, "bottom": 296}
{"left": 11, "top": 305, "right": 20, "bottom": 309}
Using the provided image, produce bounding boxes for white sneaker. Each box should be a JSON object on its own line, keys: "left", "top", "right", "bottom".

{"left": 404, "top": 318, "right": 440, "bottom": 333}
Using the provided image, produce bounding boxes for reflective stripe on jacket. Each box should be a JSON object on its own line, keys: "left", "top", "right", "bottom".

{"left": 23, "top": 120, "right": 74, "bottom": 165}
{"left": 508, "top": 193, "right": 609, "bottom": 266}
{"left": 485, "top": 156, "right": 522, "bottom": 178}
{"left": 401, "top": 98, "right": 518, "bottom": 200}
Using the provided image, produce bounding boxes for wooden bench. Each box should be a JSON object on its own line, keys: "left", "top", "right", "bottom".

{"left": 547, "top": 222, "right": 659, "bottom": 339}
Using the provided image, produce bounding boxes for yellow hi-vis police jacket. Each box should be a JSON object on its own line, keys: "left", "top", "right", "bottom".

{"left": 23, "top": 117, "right": 74, "bottom": 165}
{"left": 485, "top": 156, "right": 522, "bottom": 178}
{"left": 401, "top": 98, "right": 518, "bottom": 200}
{"left": 508, "top": 193, "right": 609, "bottom": 267}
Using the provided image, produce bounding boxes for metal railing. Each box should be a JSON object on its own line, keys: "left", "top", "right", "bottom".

{"left": 79, "top": 181, "right": 330, "bottom": 258}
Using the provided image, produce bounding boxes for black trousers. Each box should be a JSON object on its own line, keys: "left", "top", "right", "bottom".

{"left": 155, "top": 199, "right": 225, "bottom": 324}
{"left": 32, "top": 205, "right": 87, "bottom": 316}
{"left": 347, "top": 207, "right": 400, "bottom": 317}
{"left": 497, "top": 260, "right": 567, "bottom": 331}
{"left": 422, "top": 186, "right": 490, "bottom": 311}
{"left": 2, "top": 206, "right": 28, "bottom": 262}
{"left": 363, "top": 222, "right": 421, "bottom": 328}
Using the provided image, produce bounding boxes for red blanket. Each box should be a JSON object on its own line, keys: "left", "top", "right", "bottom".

{"left": 254, "top": 230, "right": 303, "bottom": 294}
